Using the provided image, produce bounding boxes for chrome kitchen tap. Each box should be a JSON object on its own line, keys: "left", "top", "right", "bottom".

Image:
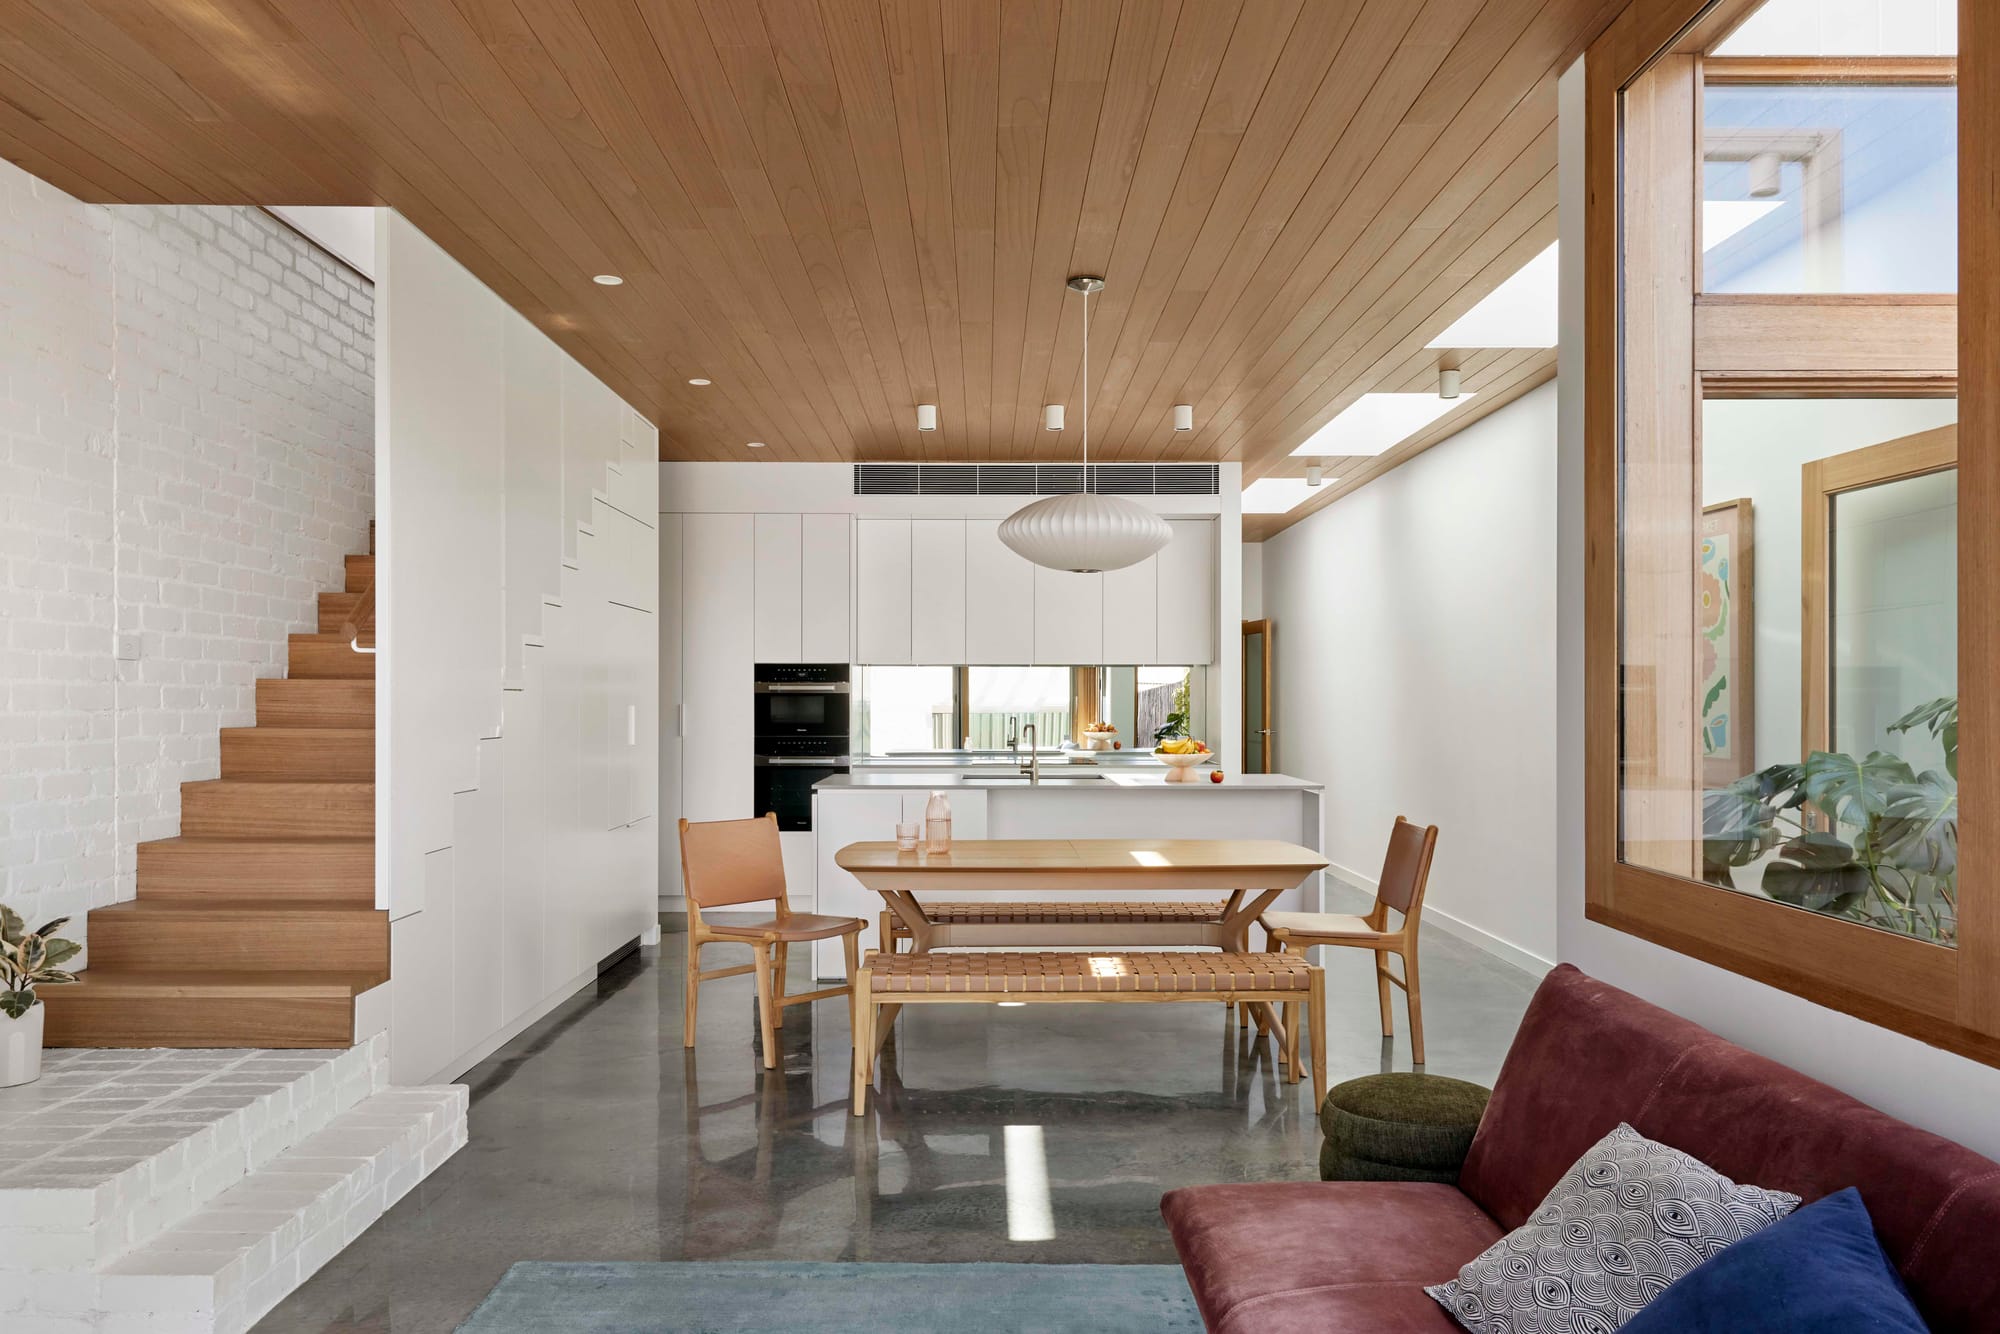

{"left": 1019, "top": 721, "right": 1039, "bottom": 785}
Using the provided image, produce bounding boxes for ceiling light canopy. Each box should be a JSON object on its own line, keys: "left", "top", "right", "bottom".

{"left": 1427, "top": 243, "right": 1557, "bottom": 349}
{"left": 998, "top": 277, "right": 1170, "bottom": 574}
{"left": 1290, "top": 392, "right": 1476, "bottom": 458}
{"left": 1242, "top": 477, "right": 1329, "bottom": 515}
{"left": 592, "top": 274, "right": 624, "bottom": 286}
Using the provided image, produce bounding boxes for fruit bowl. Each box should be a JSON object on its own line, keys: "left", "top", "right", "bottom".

{"left": 1157, "top": 752, "right": 1209, "bottom": 782}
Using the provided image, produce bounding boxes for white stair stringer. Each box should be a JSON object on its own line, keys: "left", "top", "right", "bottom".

{"left": 90, "top": 1086, "right": 466, "bottom": 1334}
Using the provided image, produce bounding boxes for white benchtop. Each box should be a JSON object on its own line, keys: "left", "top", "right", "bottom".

{"left": 816, "top": 771, "right": 1322, "bottom": 791}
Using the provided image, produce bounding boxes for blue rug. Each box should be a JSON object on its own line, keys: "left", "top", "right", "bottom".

{"left": 457, "top": 1261, "right": 1202, "bottom": 1333}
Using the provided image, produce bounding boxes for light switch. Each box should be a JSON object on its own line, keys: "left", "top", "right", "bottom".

{"left": 114, "top": 634, "right": 142, "bottom": 661}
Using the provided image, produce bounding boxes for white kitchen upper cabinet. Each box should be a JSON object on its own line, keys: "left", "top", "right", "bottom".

{"left": 1101, "top": 554, "right": 1159, "bottom": 663}
{"left": 963, "top": 519, "right": 1036, "bottom": 663}
{"left": 800, "top": 514, "right": 852, "bottom": 662}
{"left": 910, "top": 520, "right": 967, "bottom": 664}
{"left": 1034, "top": 566, "right": 1102, "bottom": 665}
{"left": 854, "top": 518, "right": 913, "bottom": 664}
{"left": 681, "top": 512, "right": 754, "bottom": 821}
{"left": 753, "top": 514, "right": 803, "bottom": 662}
{"left": 1157, "top": 518, "right": 1216, "bottom": 664}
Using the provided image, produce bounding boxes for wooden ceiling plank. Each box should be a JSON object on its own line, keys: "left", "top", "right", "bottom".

{"left": 1082, "top": 0, "right": 1371, "bottom": 456}
{"left": 1097, "top": 0, "right": 1438, "bottom": 450}
{"left": 943, "top": 0, "right": 1001, "bottom": 462}
{"left": 486, "top": 0, "right": 825, "bottom": 456}
{"left": 760, "top": 0, "right": 925, "bottom": 457}
{"left": 0, "top": 93, "right": 172, "bottom": 204}
{"left": 987, "top": 0, "right": 1060, "bottom": 458}
{"left": 879, "top": 0, "right": 967, "bottom": 459}
{"left": 1010, "top": 0, "right": 1217, "bottom": 460}
{"left": 1021, "top": 0, "right": 1187, "bottom": 456}
{"left": 1167, "top": 2, "right": 1567, "bottom": 464}
{"left": 817, "top": 0, "right": 945, "bottom": 455}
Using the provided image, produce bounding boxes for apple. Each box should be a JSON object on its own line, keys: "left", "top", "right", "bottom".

{"left": 1209, "top": 769, "right": 1224, "bottom": 783}
{"left": 1112, "top": 741, "right": 1121, "bottom": 749}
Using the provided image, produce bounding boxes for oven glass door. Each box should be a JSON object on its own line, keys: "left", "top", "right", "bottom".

{"left": 754, "top": 764, "right": 842, "bottom": 832}
{"left": 753, "top": 690, "right": 850, "bottom": 737}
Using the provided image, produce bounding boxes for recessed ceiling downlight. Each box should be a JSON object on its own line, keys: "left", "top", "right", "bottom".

{"left": 592, "top": 274, "right": 624, "bottom": 286}
{"left": 746, "top": 441, "right": 767, "bottom": 449}
{"left": 688, "top": 377, "right": 711, "bottom": 386}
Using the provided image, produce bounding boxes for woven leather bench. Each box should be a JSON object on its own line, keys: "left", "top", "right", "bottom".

{"left": 850, "top": 950, "right": 1324, "bottom": 1114}
{"left": 877, "top": 898, "right": 1237, "bottom": 953}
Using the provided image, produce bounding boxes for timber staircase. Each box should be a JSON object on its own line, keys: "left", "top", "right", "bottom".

{"left": 43, "top": 533, "right": 386, "bottom": 1048}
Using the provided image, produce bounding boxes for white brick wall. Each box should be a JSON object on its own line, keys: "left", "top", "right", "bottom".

{"left": 0, "top": 158, "right": 373, "bottom": 934}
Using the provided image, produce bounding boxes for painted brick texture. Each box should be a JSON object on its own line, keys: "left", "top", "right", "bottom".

{"left": 0, "top": 158, "right": 373, "bottom": 934}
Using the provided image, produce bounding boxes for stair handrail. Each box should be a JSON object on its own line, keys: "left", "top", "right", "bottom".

{"left": 341, "top": 577, "right": 377, "bottom": 655}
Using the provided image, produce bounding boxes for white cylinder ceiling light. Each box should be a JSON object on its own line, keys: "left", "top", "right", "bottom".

{"left": 1438, "top": 366, "right": 1462, "bottom": 400}
{"left": 1173, "top": 403, "right": 1194, "bottom": 432}
{"left": 998, "top": 276, "right": 1172, "bottom": 574}
{"left": 916, "top": 403, "right": 938, "bottom": 432}
{"left": 1748, "top": 151, "right": 1783, "bottom": 199}
{"left": 1043, "top": 403, "right": 1065, "bottom": 431}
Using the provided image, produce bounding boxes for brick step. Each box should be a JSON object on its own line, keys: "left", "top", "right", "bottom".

{"left": 138, "top": 837, "right": 372, "bottom": 901}
{"left": 286, "top": 633, "right": 374, "bottom": 679}
{"left": 344, "top": 553, "right": 373, "bottom": 593}
{"left": 316, "top": 592, "right": 360, "bottom": 635}
{"left": 92, "top": 1087, "right": 465, "bottom": 1334}
{"left": 256, "top": 679, "right": 372, "bottom": 728}
{"left": 180, "top": 781, "right": 373, "bottom": 839}
{"left": 219, "top": 727, "right": 373, "bottom": 780}
{"left": 88, "top": 899, "right": 389, "bottom": 974}
{"left": 40, "top": 972, "right": 386, "bottom": 1049}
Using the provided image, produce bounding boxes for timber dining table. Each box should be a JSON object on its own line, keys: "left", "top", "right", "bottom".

{"left": 834, "top": 837, "right": 1330, "bottom": 1106}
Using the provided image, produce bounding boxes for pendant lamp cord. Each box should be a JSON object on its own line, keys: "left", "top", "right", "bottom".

{"left": 1080, "top": 286, "right": 1091, "bottom": 493}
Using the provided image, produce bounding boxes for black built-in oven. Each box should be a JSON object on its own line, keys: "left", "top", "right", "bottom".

{"left": 754, "top": 665, "right": 850, "bottom": 831}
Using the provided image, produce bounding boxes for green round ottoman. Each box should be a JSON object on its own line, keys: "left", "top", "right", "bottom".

{"left": 1318, "top": 1073, "right": 1492, "bottom": 1184}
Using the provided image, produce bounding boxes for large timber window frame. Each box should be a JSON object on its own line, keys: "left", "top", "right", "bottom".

{"left": 1584, "top": 0, "right": 2000, "bottom": 1061}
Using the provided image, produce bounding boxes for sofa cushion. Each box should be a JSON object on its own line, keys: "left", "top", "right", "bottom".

{"left": 1620, "top": 1188, "right": 1927, "bottom": 1334}
{"left": 1459, "top": 965, "right": 2000, "bottom": 1332}
{"left": 1427, "top": 1123, "right": 1798, "bottom": 1332}
{"left": 1160, "top": 1181, "right": 1499, "bottom": 1334}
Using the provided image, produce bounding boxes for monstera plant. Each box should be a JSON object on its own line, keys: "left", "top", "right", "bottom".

{"left": 1702, "top": 697, "right": 1959, "bottom": 944}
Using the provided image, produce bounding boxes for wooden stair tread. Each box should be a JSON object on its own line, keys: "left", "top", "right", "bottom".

{"left": 43, "top": 970, "right": 386, "bottom": 998}
{"left": 142, "top": 834, "right": 372, "bottom": 847}
{"left": 92, "top": 897, "right": 381, "bottom": 916}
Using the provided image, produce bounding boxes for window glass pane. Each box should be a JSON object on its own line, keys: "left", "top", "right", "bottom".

{"left": 1714, "top": 0, "right": 1955, "bottom": 57}
{"left": 965, "top": 667, "right": 1068, "bottom": 749}
{"left": 853, "top": 665, "right": 955, "bottom": 755}
{"left": 1703, "top": 83, "right": 1956, "bottom": 294}
{"left": 1619, "top": 398, "right": 1960, "bottom": 946}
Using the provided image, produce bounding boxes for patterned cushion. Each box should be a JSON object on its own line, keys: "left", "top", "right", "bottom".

{"left": 1426, "top": 1123, "right": 1800, "bottom": 1333}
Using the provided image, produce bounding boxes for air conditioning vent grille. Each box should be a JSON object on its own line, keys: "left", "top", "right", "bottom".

{"left": 851, "top": 462, "right": 1217, "bottom": 497}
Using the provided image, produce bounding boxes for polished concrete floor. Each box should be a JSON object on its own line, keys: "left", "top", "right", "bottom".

{"left": 256, "top": 917, "right": 1538, "bottom": 1332}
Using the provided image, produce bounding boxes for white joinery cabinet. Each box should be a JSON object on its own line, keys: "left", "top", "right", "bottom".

{"left": 753, "top": 514, "right": 803, "bottom": 662}
{"left": 910, "top": 520, "right": 967, "bottom": 663}
{"left": 1101, "top": 554, "right": 1159, "bottom": 663}
{"left": 800, "top": 514, "right": 852, "bottom": 662}
{"left": 963, "top": 519, "right": 1036, "bottom": 663}
{"left": 658, "top": 513, "right": 684, "bottom": 898}
{"left": 1034, "top": 567, "right": 1102, "bottom": 665}
{"left": 681, "top": 512, "right": 754, "bottom": 821}
{"left": 1157, "top": 519, "right": 1216, "bottom": 665}
{"left": 854, "top": 518, "right": 913, "bottom": 664}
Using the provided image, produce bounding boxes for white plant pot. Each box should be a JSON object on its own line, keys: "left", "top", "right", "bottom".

{"left": 0, "top": 1002, "right": 46, "bottom": 1088}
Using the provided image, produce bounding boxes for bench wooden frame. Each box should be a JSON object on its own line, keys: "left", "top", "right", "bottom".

{"left": 850, "top": 951, "right": 1326, "bottom": 1115}
{"left": 876, "top": 897, "right": 1238, "bottom": 953}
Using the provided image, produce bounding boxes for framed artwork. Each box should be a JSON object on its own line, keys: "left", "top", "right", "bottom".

{"left": 1700, "top": 499, "right": 1754, "bottom": 786}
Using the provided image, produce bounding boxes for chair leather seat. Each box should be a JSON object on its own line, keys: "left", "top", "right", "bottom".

{"left": 707, "top": 913, "right": 865, "bottom": 942}
{"left": 1261, "top": 910, "right": 1387, "bottom": 941}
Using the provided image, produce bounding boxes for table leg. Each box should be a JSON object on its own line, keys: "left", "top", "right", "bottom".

{"left": 1220, "top": 889, "right": 1285, "bottom": 1039}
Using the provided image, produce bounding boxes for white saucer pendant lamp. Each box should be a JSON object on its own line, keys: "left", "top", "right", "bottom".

{"left": 999, "top": 276, "right": 1170, "bottom": 574}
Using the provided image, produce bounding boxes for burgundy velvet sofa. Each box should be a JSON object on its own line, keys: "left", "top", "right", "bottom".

{"left": 1162, "top": 963, "right": 2000, "bottom": 1333}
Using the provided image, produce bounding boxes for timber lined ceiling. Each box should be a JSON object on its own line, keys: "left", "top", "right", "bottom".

{"left": 0, "top": 0, "right": 1614, "bottom": 536}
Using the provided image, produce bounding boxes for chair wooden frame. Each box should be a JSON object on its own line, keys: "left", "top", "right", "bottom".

{"left": 1262, "top": 817, "right": 1439, "bottom": 1067}
{"left": 679, "top": 813, "right": 865, "bottom": 1071}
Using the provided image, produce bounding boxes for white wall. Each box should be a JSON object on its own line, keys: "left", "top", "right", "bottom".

{"left": 1260, "top": 385, "right": 1560, "bottom": 972}
{"left": 377, "top": 213, "right": 657, "bottom": 1085}
{"left": 0, "top": 159, "right": 373, "bottom": 936}
{"left": 1702, "top": 398, "right": 1958, "bottom": 769}
{"left": 1242, "top": 542, "right": 1264, "bottom": 620}
{"left": 1555, "top": 58, "right": 2000, "bottom": 1161}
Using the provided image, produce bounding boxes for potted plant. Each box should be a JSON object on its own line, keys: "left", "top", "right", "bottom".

{"left": 1701, "top": 697, "right": 1958, "bottom": 944}
{"left": 0, "top": 906, "right": 81, "bottom": 1087}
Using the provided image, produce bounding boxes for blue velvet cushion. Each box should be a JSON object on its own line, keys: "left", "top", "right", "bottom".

{"left": 1620, "top": 1188, "right": 1928, "bottom": 1333}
